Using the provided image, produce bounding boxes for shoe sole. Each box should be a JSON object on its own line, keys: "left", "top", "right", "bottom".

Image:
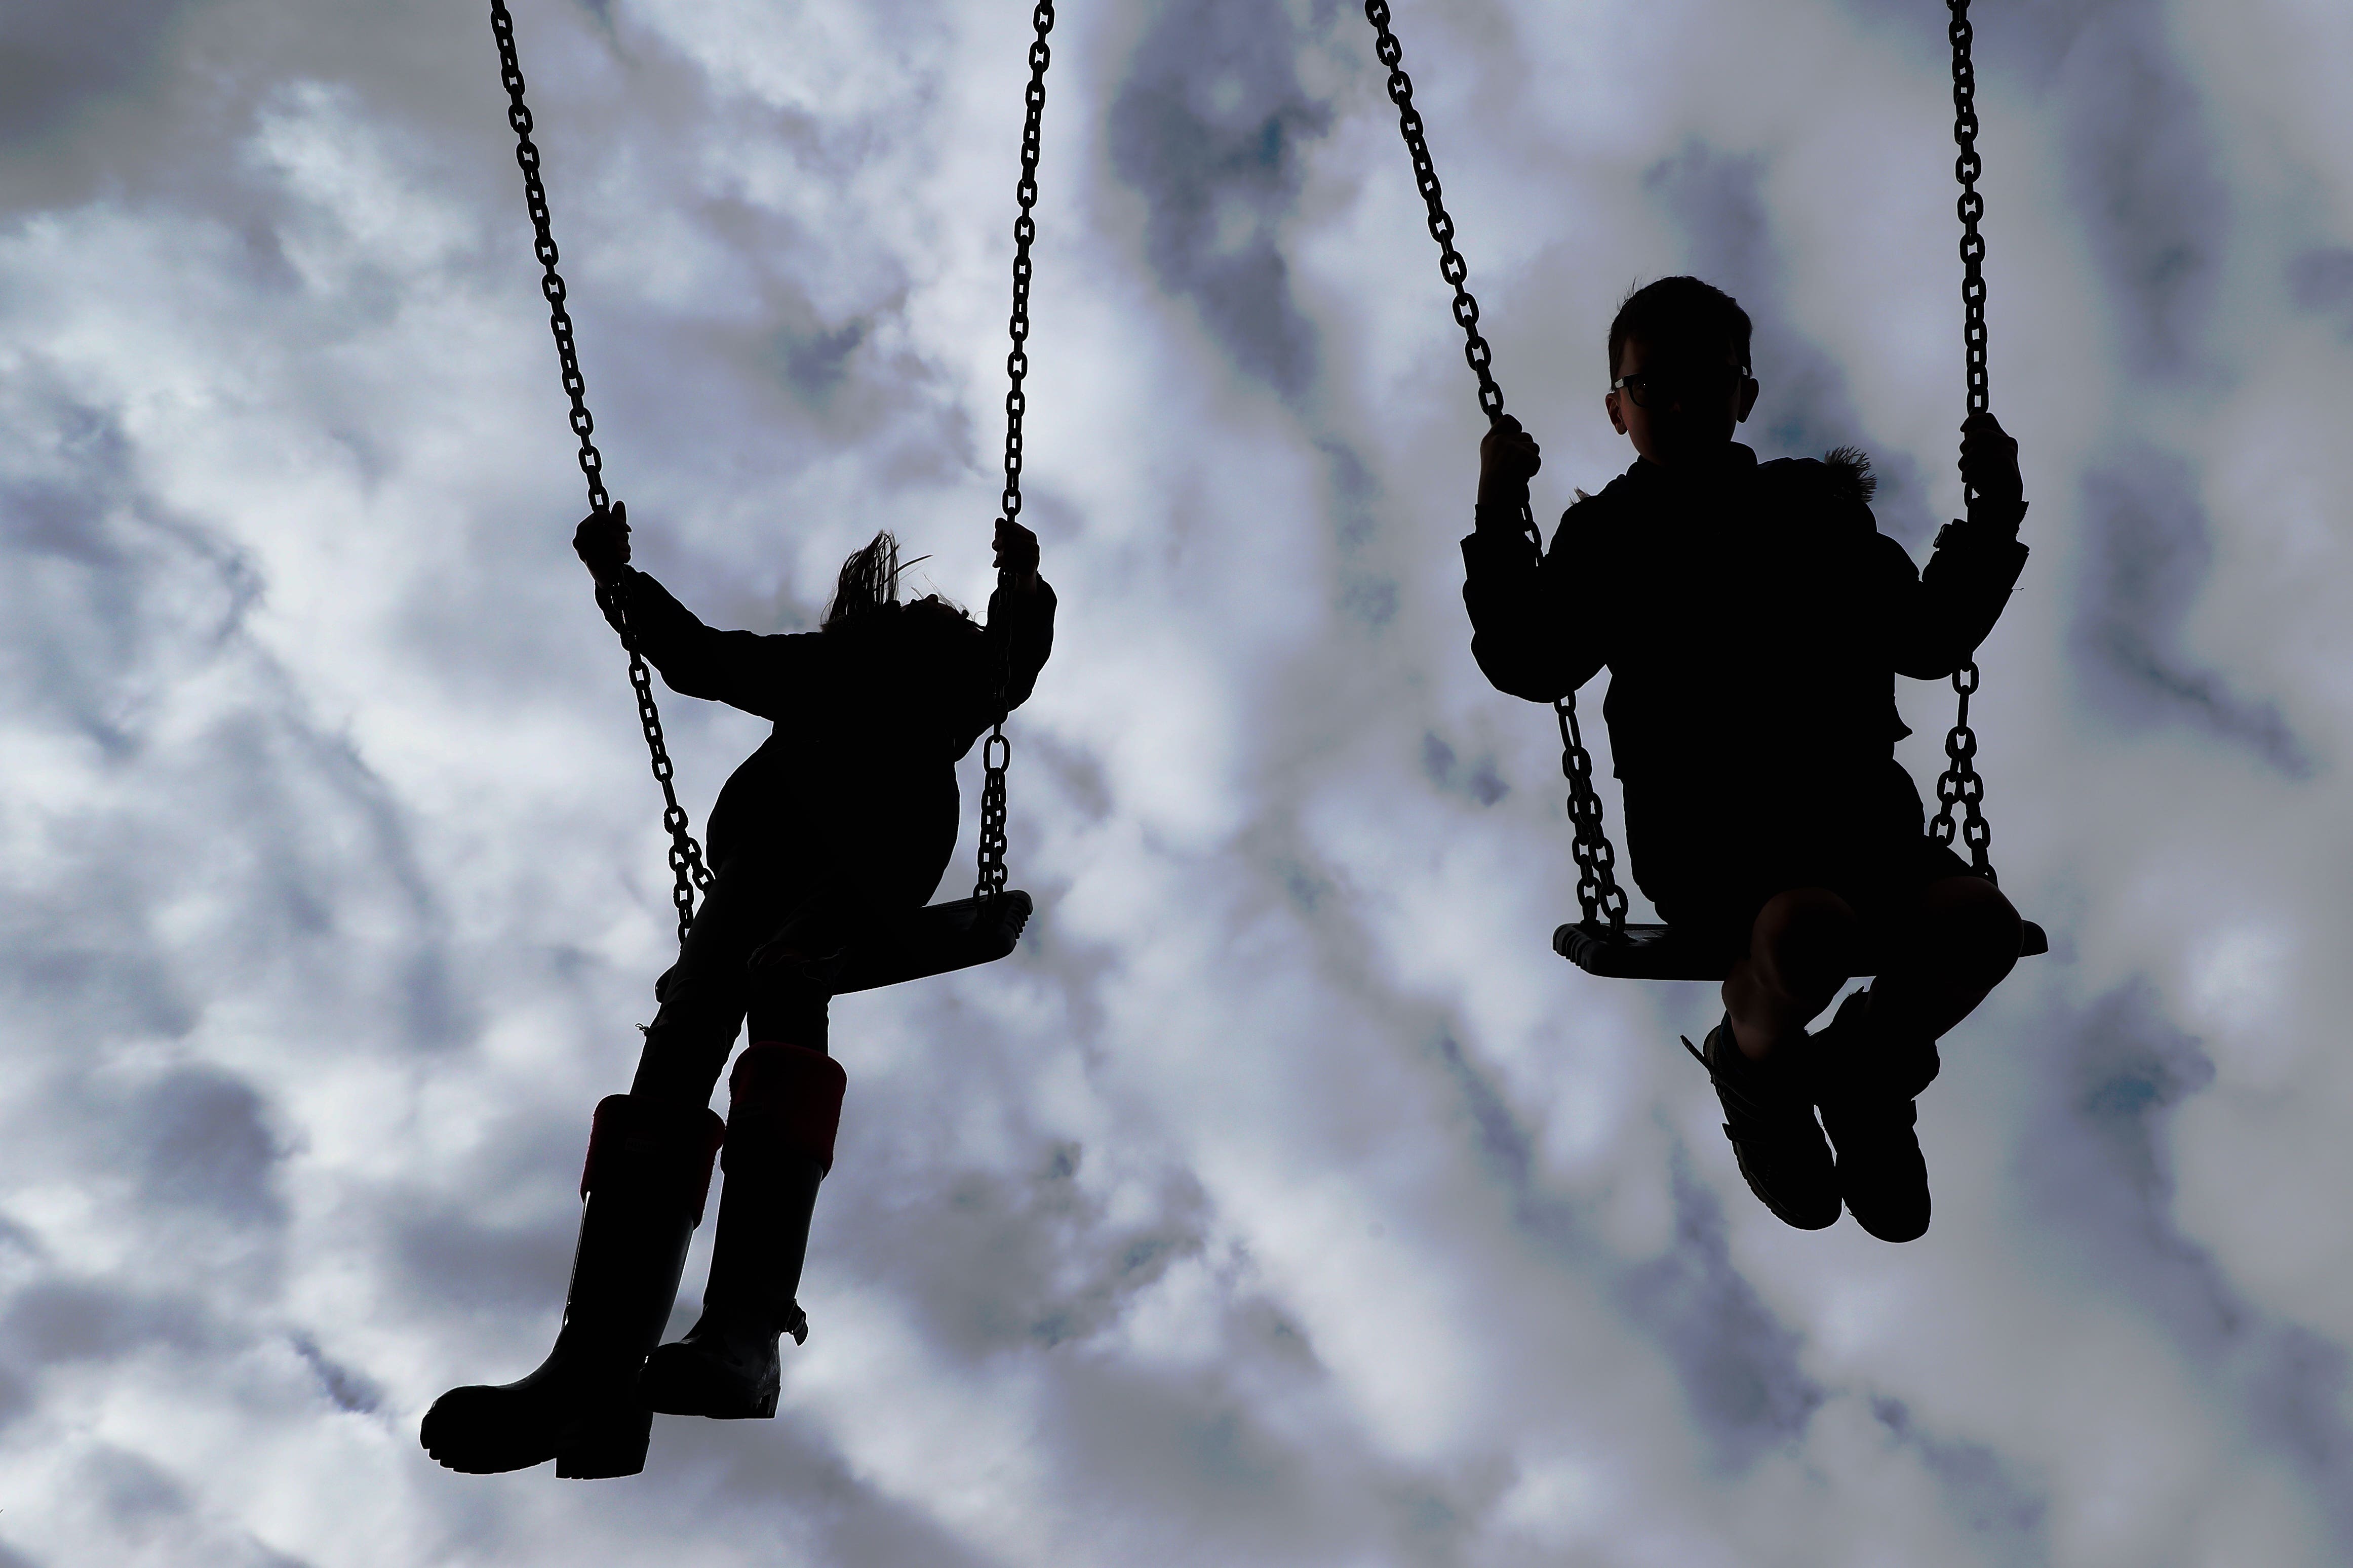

{"left": 420, "top": 1398, "right": 649, "bottom": 1478}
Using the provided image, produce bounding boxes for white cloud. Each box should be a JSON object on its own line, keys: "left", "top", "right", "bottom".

{"left": 4, "top": 0, "right": 2351, "bottom": 1562}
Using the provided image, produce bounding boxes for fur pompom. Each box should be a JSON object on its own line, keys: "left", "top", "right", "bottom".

{"left": 1822, "top": 445, "right": 1877, "bottom": 505}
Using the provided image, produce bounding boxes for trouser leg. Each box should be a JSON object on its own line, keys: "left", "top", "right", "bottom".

{"left": 630, "top": 853, "right": 802, "bottom": 1112}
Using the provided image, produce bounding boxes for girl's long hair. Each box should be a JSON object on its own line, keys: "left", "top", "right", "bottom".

{"left": 822, "top": 530, "right": 902, "bottom": 631}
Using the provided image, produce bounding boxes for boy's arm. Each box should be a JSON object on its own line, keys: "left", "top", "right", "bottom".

{"left": 1886, "top": 415, "right": 2031, "bottom": 677}
{"left": 1885, "top": 526, "right": 2030, "bottom": 678}
{"left": 1461, "top": 499, "right": 1606, "bottom": 703}
{"left": 1460, "top": 412, "right": 1605, "bottom": 700}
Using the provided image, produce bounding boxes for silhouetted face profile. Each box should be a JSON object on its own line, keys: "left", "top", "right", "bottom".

{"left": 1605, "top": 333, "right": 1760, "bottom": 471}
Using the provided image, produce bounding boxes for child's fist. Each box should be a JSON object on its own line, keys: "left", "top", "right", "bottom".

{"left": 1479, "top": 415, "right": 1542, "bottom": 505}
{"left": 573, "top": 501, "right": 631, "bottom": 583}
{"left": 1958, "top": 413, "right": 2023, "bottom": 514}
{"left": 994, "top": 516, "right": 1040, "bottom": 591}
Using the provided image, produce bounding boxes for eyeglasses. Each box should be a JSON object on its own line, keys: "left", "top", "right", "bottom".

{"left": 1610, "top": 367, "right": 1751, "bottom": 410}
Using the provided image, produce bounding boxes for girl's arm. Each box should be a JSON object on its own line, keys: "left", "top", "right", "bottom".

{"left": 574, "top": 506, "right": 820, "bottom": 718}
{"left": 982, "top": 519, "right": 1055, "bottom": 714}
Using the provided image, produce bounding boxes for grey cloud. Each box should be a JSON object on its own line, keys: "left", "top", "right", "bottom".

{"left": 1108, "top": 0, "right": 1331, "bottom": 399}
{"left": 2019, "top": 983, "right": 2353, "bottom": 1548}
{"left": 287, "top": 1330, "right": 383, "bottom": 1415}
{"left": 0, "top": 0, "right": 207, "bottom": 145}
{"left": 629, "top": 1416, "right": 1011, "bottom": 1568}
{"left": 393, "top": 1204, "right": 576, "bottom": 1316}
{"left": 74, "top": 1445, "right": 318, "bottom": 1568}
{"left": 0, "top": 1363, "right": 32, "bottom": 1434}
{"left": 127, "top": 1067, "right": 286, "bottom": 1225}
{"left": 2074, "top": 448, "right": 2312, "bottom": 774}
{"left": 1421, "top": 732, "right": 1507, "bottom": 807}
{"left": 1322, "top": 438, "right": 1402, "bottom": 628}
{"left": 1, "top": 1279, "right": 217, "bottom": 1365}
{"left": 1618, "top": 1153, "right": 1824, "bottom": 1473}
{"left": 1873, "top": 1395, "right": 2051, "bottom": 1566}
{"left": 2041, "top": 3, "right": 2227, "bottom": 380}
{"left": 823, "top": 1135, "right": 1209, "bottom": 1358}
{"left": 1838, "top": 0, "right": 2228, "bottom": 379}
{"left": 2287, "top": 247, "right": 2353, "bottom": 335}
{"left": 1433, "top": 1036, "right": 1823, "bottom": 1473}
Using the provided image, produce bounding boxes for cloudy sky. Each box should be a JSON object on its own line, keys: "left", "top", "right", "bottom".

{"left": 4, "top": 0, "right": 2351, "bottom": 1562}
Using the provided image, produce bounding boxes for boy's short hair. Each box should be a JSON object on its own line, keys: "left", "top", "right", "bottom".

{"left": 1607, "top": 276, "right": 1754, "bottom": 380}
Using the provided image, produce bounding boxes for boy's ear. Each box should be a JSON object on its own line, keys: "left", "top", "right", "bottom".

{"left": 1734, "top": 375, "right": 1759, "bottom": 425}
{"left": 1605, "top": 388, "right": 1629, "bottom": 435}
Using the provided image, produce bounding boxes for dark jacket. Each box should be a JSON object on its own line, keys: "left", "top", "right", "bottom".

{"left": 619, "top": 570, "right": 1057, "bottom": 877}
{"left": 1461, "top": 445, "right": 2026, "bottom": 901}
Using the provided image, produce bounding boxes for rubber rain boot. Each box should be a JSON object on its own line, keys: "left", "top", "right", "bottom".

{"left": 640, "top": 1041, "right": 843, "bottom": 1420}
{"left": 420, "top": 1094, "right": 723, "bottom": 1477}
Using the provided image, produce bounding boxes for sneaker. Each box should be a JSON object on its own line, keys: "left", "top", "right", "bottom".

{"left": 1812, "top": 989, "right": 1935, "bottom": 1243}
{"left": 1685, "top": 1015, "right": 1842, "bottom": 1230}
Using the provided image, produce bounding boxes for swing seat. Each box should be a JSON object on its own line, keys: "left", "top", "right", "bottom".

{"left": 834, "top": 891, "right": 1034, "bottom": 995}
{"left": 1553, "top": 915, "right": 2048, "bottom": 982}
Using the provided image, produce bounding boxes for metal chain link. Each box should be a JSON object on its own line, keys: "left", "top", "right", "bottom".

{"left": 1363, "top": 0, "right": 1627, "bottom": 931}
{"left": 973, "top": 0, "right": 1054, "bottom": 902}
{"left": 1930, "top": 0, "right": 1997, "bottom": 882}
{"left": 1555, "top": 689, "right": 1632, "bottom": 931}
{"left": 490, "top": 0, "right": 711, "bottom": 945}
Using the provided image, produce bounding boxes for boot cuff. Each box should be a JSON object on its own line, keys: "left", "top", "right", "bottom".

{"left": 728, "top": 1042, "right": 849, "bottom": 1174}
{"left": 580, "top": 1094, "right": 728, "bottom": 1224}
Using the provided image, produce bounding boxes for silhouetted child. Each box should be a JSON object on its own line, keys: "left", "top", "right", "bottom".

{"left": 423, "top": 509, "right": 1053, "bottom": 1476}
{"left": 1463, "top": 276, "right": 2028, "bottom": 1241}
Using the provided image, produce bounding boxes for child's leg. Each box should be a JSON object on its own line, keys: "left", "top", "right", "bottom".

{"left": 631, "top": 852, "right": 801, "bottom": 1112}
{"left": 1866, "top": 874, "right": 2021, "bottom": 1041}
{"left": 1723, "top": 887, "right": 1859, "bottom": 1062}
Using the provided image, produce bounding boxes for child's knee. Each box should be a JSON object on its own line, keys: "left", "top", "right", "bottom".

{"left": 1754, "top": 888, "right": 1860, "bottom": 987}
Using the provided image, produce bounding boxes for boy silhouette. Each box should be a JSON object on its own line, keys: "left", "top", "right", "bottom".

{"left": 1462, "top": 276, "right": 2028, "bottom": 1241}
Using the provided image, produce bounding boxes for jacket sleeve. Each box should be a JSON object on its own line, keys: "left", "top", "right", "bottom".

{"left": 608, "top": 569, "right": 822, "bottom": 722}
{"left": 983, "top": 575, "right": 1057, "bottom": 715}
{"left": 1882, "top": 509, "right": 2031, "bottom": 679}
{"left": 1460, "top": 498, "right": 1605, "bottom": 703}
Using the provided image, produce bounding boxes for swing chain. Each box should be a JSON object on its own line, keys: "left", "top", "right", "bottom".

{"left": 974, "top": 0, "right": 1054, "bottom": 902}
{"left": 1364, "top": 0, "right": 1628, "bottom": 931}
{"left": 1362, "top": 0, "right": 1505, "bottom": 425}
{"left": 1928, "top": 662, "right": 1994, "bottom": 879}
{"left": 999, "top": 0, "right": 1053, "bottom": 533}
{"left": 492, "top": 0, "right": 711, "bottom": 946}
{"left": 1555, "top": 696, "right": 1630, "bottom": 932}
{"left": 490, "top": 0, "right": 606, "bottom": 514}
{"left": 1949, "top": 0, "right": 1988, "bottom": 424}
{"left": 1932, "top": 0, "right": 1998, "bottom": 884}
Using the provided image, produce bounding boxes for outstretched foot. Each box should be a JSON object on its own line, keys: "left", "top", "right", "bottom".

{"left": 1688, "top": 1016, "right": 1842, "bottom": 1231}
